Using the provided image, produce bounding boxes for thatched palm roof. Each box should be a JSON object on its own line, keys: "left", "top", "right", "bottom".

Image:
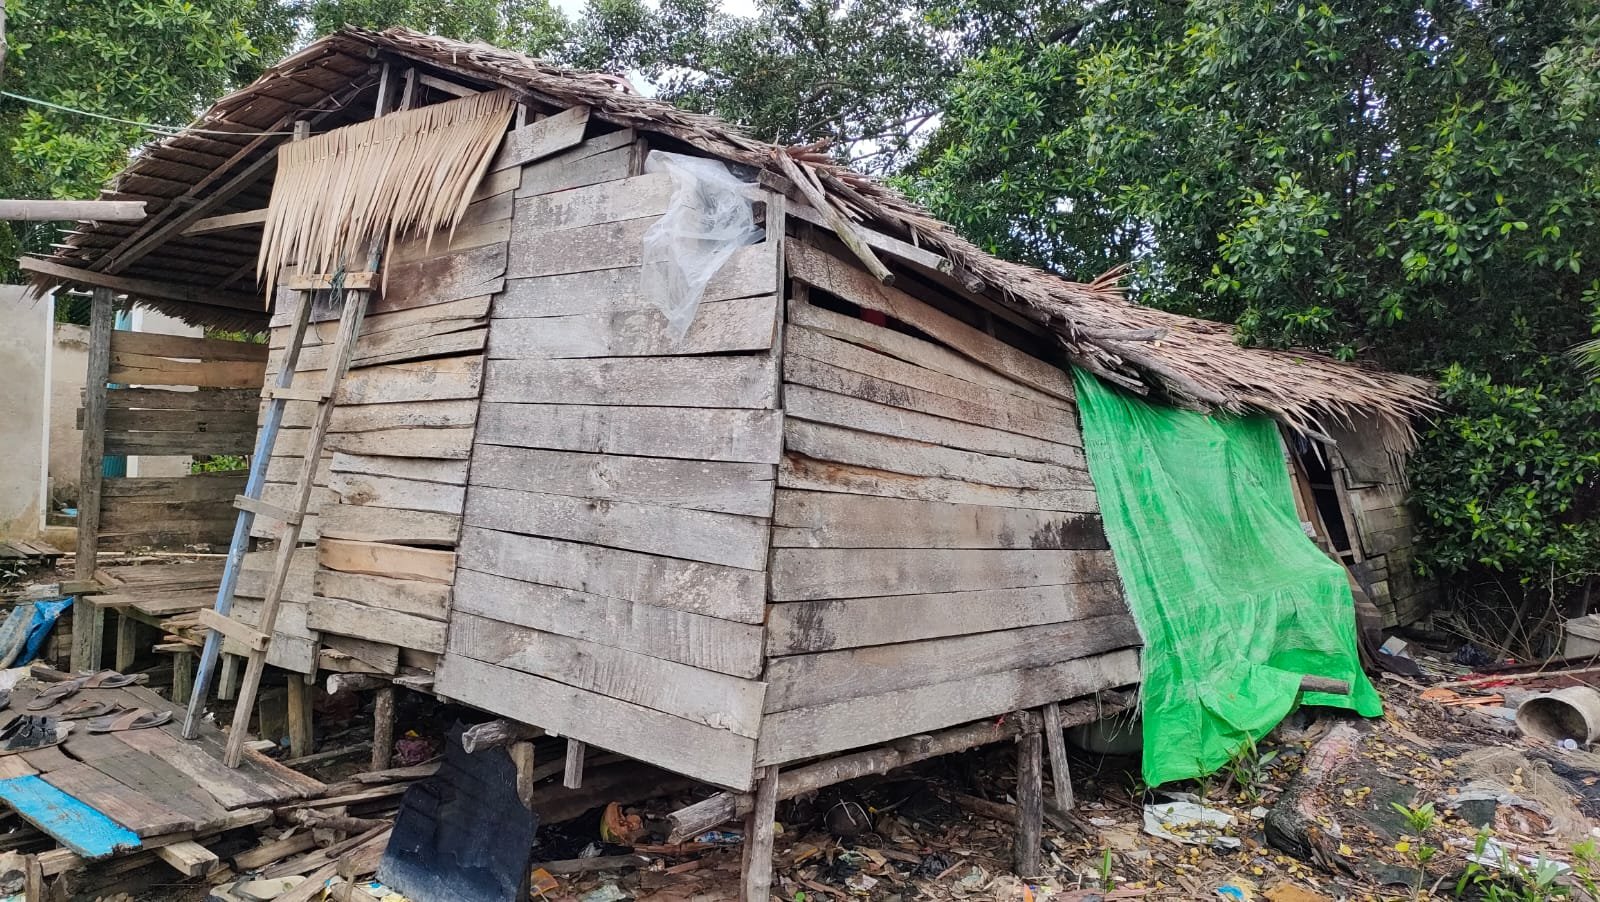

{"left": 29, "top": 27, "right": 1433, "bottom": 447}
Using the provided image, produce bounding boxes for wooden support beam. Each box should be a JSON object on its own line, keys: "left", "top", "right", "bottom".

{"left": 563, "top": 739, "right": 586, "bottom": 789}
{"left": 114, "top": 613, "right": 138, "bottom": 672}
{"left": 0, "top": 199, "right": 146, "bottom": 222}
{"left": 287, "top": 674, "right": 314, "bottom": 760}
{"left": 1042, "top": 701, "right": 1074, "bottom": 812}
{"left": 1014, "top": 720, "right": 1043, "bottom": 878}
{"left": 19, "top": 257, "right": 263, "bottom": 312}
{"left": 154, "top": 840, "right": 218, "bottom": 877}
{"left": 741, "top": 766, "right": 779, "bottom": 902}
{"left": 181, "top": 208, "right": 267, "bottom": 236}
{"left": 511, "top": 741, "right": 536, "bottom": 809}
{"left": 172, "top": 649, "right": 194, "bottom": 705}
{"left": 71, "top": 287, "right": 113, "bottom": 673}
{"left": 417, "top": 72, "right": 479, "bottom": 97}
{"left": 370, "top": 686, "right": 395, "bottom": 772}
{"left": 460, "top": 719, "right": 541, "bottom": 754}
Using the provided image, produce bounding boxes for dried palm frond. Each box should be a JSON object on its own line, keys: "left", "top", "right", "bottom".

{"left": 258, "top": 89, "right": 516, "bottom": 297}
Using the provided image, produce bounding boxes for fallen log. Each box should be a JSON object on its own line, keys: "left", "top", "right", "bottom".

{"left": 1264, "top": 722, "right": 1362, "bottom": 865}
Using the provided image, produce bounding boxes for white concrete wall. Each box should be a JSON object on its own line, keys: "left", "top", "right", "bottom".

{"left": 47, "top": 322, "right": 88, "bottom": 508}
{"left": 0, "top": 286, "right": 51, "bottom": 539}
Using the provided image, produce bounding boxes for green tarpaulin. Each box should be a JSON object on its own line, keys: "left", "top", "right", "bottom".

{"left": 1073, "top": 370, "right": 1381, "bottom": 786}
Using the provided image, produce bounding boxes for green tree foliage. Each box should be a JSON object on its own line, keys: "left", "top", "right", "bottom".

{"left": 913, "top": 0, "right": 1600, "bottom": 632}
{"left": 0, "top": 0, "right": 300, "bottom": 280}
{"left": 299, "top": 0, "right": 568, "bottom": 56}
{"left": 564, "top": 0, "right": 958, "bottom": 172}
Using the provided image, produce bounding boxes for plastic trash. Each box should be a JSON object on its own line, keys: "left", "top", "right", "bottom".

{"left": 1143, "top": 801, "right": 1241, "bottom": 849}
{"left": 640, "top": 151, "right": 763, "bottom": 341}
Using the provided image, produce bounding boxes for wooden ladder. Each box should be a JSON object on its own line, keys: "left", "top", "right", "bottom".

{"left": 183, "top": 273, "right": 373, "bottom": 767}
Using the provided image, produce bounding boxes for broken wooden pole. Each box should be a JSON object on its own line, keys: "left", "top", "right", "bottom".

{"left": 1014, "top": 720, "right": 1043, "bottom": 878}
{"left": 1042, "top": 701, "right": 1074, "bottom": 811}
{"left": 741, "top": 766, "right": 779, "bottom": 902}
{"left": 460, "top": 718, "right": 541, "bottom": 754}
{"left": 511, "top": 740, "right": 536, "bottom": 808}
{"left": 1299, "top": 675, "right": 1351, "bottom": 695}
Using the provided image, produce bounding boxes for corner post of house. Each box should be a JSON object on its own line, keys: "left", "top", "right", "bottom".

{"left": 1042, "top": 700, "right": 1075, "bottom": 811}
{"left": 71, "top": 286, "right": 115, "bottom": 672}
{"left": 741, "top": 765, "right": 780, "bottom": 901}
{"left": 1014, "top": 710, "right": 1044, "bottom": 878}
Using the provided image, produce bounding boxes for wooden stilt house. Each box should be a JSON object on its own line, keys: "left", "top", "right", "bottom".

{"left": 27, "top": 27, "right": 1435, "bottom": 892}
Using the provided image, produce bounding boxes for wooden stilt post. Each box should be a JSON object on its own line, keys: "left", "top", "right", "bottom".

{"left": 511, "top": 741, "right": 536, "bottom": 809}
{"left": 1042, "top": 701, "right": 1075, "bottom": 811}
{"left": 114, "top": 613, "right": 138, "bottom": 672}
{"left": 286, "top": 675, "right": 314, "bottom": 759}
{"left": 742, "top": 765, "right": 779, "bottom": 902}
{"left": 71, "top": 287, "right": 114, "bottom": 673}
{"left": 563, "top": 739, "right": 586, "bottom": 789}
{"left": 370, "top": 685, "right": 395, "bottom": 772}
{"left": 218, "top": 654, "right": 239, "bottom": 700}
{"left": 172, "top": 650, "right": 194, "bottom": 704}
{"left": 1014, "top": 717, "right": 1043, "bottom": 878}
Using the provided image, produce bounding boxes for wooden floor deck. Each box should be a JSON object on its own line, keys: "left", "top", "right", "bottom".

{"left": 91, "top": 559, "right": 225, "bottom": 625}
{"left": 0, "top": 680, "right": 323, "bottom": 861}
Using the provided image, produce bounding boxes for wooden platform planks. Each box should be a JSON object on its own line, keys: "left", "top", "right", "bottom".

{"left": 0, "top": 775, "right": 141, "bottom": 859}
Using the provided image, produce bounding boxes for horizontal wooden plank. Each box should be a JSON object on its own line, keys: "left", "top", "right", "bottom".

{"left": 100, "top": 500, "right": 232, "bottom": 530}
{"left": 475, "top": 403, "right": 781, "bottom": 463}
{"left": 388, "top": 218, "right": 511, "bottom": 267}
{"left": 223, "top": 599, "right": 317, "bottom": 672}
{"left": 469, "top": 446, "right": 774, "bottom": 517}
{"left": 276, "top": 399, "right": 479, "bottom": 432}
{"left": 97, "top": 528, "right": 233, "bottom": 552}
{"left": 263, "top": 454, "right": 331, "bottom": 490}
{"left": 787, "top": 242, "right": 1075, "bottom": 402}
{"left": 785, "top": 332, "right": 1079, "bottom": 445}
{"left": 780, "top": 454, "right": 1099, "bottom": 513}
{"left": 464, "top": 484, "right": 769, "bottom": 570}
{"left": 452, "top": 568, "right": 763, "bottom": 678}
{"left": 492, "top": 245, "right": 776, "bottom": 318}
{"left": 100, "top": 472, "right": 246, "bottom": 502}
{"left": 771, "top": 490, "right": 1107, "bottom": 549}
{"left": 786, "top": 420, "right": 1090, "bottom": 491}
{"left": 104, "top": 431, "right": 254, "bottom": 456}
{"left": 434, "top": 654, "right": 756, "bottom": 791}
{"left": 756, "top": 648, "right": 1141, "bottom": 765}
{"left": 375, "top": 243, "right": 507, "bottom": 315}
{"left": 769, "top": 547, "right": 1119, "bottom": 601}
{"left": 515, "top": 142, "right": 635, "bottom": 200}
{"left": 487, "top": 295, "right": 777, "bottom": 359}
{"left": 100, "top": 407, "right": 256, "bottom": 435}
{"left": 482, "top": 356, "right": 777, "bottom": 409}
{"left": 313, "top": 570, "right": 451, "bottom": 622}
{"left": 109, "top": 331, "right": 268, "bottom": 362}
{"left": 448, "top": 613, "right": 765, "bottom": 738}
{"left": 329, "top": 453, "right": 468, "bottom": 485}
{"left": 788, "top": 295, "right": 1070, "bottom": 412}
{"left": 317, "top": 539, "right": 456, "bottom": 585}
{"left": 266, "top": 326, "right": 486, "bottom": 374}
{"left": 505, "top": 215, "right": 656, "bottom": 280}
{"left": 786, "top": 385, "right": 1086, "bottom": 469}
{"left": 318, "top": 505, "right": 461, "bottom": 546}
{"left": 308, "top": 596, "right": 446, "bottom": 654}
{"left": 237, "top": 548, "right": 317, "bottom": 607}
{"left": 489, "top": 105, "right": 590, "bottom": 171}
{"left": 108, "top": 353, "right": 264, "bottom": 389}
{"left": 330, "top": 472, "right": 466, "bottom": 515}
{"left": 766, "top": 581, "right": 1127, "bottom": 655}
{"left": 271, "top": 293, "right": 491, "bottom": 334}
{"left": 325, "top": 427, "right": 474, "bottom": 460}
{"left": 331, "top": 358, "right": 483, "bottom": 405}
{"left": 514, "top": 171, "right": 673, "bottom": 232}
{"left": 105, "top": 387, "right": 258, "bottom": 411}
{"left": 459, "top": 526, "right": 763, "bottom": 623}
{"left": 765, "top": 614, "right": 1140, "bottom": 712}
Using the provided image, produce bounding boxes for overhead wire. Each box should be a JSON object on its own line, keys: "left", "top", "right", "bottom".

{"left": 0, "top": 90, "right": 298, "bottom": 137}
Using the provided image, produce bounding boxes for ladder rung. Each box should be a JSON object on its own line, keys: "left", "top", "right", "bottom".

{"left": 198, "top": 608, "right": 270, "bottom": 651}
{"left": 234, "top": 494, "right": 304, "bottom": 525}
{"left": 263, "top": 386, "right": 330, "bottom": 403}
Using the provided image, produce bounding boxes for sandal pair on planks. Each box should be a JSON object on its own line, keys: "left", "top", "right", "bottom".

{"left": 0, "top": 667, "right": 172, "bottom": 755}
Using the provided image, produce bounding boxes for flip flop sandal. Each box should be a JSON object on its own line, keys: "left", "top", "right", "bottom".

{"left": 79, "top": 671, "right": 138, "bottom": 689}
{"left": 25, "top": 678, "right": 85, "bottom": 711}
{"left": 28, "top": 665, "right": 78, "bottom": 683}
{"left": 57, "top": 699, "right": 120, "bottom": 721}
{"left": 87, "top": 708, "right": 172, "bottom": 733}
{"left": 0, "top": 716, "right": 68, "bottom": 756}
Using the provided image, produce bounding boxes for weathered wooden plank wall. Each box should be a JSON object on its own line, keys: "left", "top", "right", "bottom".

{"left": 1331, "top": 425, "right": 1436, "bottom": 627}
{"left": 90, "top": 332, "right": 266, "bottom": 551}
{"left": 759, "top": 238, "right": 1140, "bottom": 766}
{"left": 433, "top": 131, "right": 783, "bottom": 792}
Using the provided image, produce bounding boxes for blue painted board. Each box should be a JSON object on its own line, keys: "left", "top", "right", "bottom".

{"left": 0, "top": 775, "right": 141, "bottom": 859}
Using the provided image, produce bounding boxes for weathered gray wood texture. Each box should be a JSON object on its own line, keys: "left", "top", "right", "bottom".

{"left": 761, "top": 240, "right": 1138, "bottom": 765}
{"left": 435, "top": 134, "right": 783, "bottom": 791}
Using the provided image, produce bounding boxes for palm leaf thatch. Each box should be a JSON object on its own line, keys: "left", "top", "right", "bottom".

{"left": 258, "top": 89, "right": 516, "bottom": 296}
